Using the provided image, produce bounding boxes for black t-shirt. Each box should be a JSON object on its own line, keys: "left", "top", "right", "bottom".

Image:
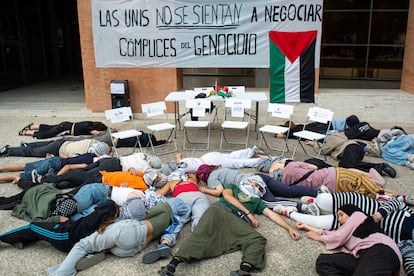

{"left": 344, "top": 122, "right": 380, "bottom": 141}
{"left": 73, "top": 121, "right": 103, "bottom": 136}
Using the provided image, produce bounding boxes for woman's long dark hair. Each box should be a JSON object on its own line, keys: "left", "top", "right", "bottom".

{"left": 91, "top": 122, "right": 108, "bottom": 131}
{"left": 98, "top": 203, "right": 120, "bottom": 234}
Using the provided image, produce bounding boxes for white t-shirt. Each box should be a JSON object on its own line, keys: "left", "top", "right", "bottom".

{"left": 111, "top": 186, "right": 144, "bottom": 206}
{"left": 181, "top": 157, "right": 203, "bottom": 173}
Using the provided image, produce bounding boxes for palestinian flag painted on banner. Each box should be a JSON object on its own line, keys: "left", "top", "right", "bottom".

{"left": 269, "top": 31, "right": 317, "bottom": 103}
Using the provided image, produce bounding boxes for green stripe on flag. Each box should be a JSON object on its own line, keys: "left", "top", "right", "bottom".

{"left": 269, "top": 41, "right": 286, "bottom": 103}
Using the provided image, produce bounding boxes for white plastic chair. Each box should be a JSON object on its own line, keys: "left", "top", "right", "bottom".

{"left": 104, "top": 106, "right": 142, "bottom": 158}
{"left": 141, "top": 101, "right": 177, "bottom": 155}
{"left": 183, "top": 98, "right": 212, "bottom": 151}
{"left": 220, "top": 98, "right": 252, "bottom": 151}
{"left": 259, "top": 103, "right": 294, "bottom": 156}
{"left": 291, "top": 106, "right": 334, "bottom": 159}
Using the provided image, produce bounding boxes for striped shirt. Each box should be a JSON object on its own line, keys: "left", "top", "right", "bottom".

{"left": 331, "top": 192, "right": 413, "bottom": 243}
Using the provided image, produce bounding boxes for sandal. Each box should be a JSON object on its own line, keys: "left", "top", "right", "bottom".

{"left": 18, "top": 129, "right": 28, "bottom": 136}
{"left": 23, "top": 122, "right": 34, "bottom": 130}
{"left": 19, "top": 123, "right": 33, "bottom": 135}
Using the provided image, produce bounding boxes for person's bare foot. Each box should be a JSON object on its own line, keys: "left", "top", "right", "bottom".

{"left": 305, "top": 140, "right": 314, "bottom": 146}
{"left": 11, "top": 176, "right": 20, "bottom": 184}
{"left": 167, "top": 138, "right": 173, "bottom": 143}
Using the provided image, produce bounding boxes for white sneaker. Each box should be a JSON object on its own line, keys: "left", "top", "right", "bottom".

{"left": 407, "top": 154, "right": 414, "bottom": 163}
{"left": 397, "top": 195, "right": 414, "bottom": 206}
{"left": 303, "top": 203, "right": 320, "bottom": 216}
{"left": 405, "top": 161, "right": 414, "bottom": 170}
{"left": 252, "top": 145, "right": 266, "bottom": 156}
{"left": 272, "top": 205, "right": 297, "bottom": 217}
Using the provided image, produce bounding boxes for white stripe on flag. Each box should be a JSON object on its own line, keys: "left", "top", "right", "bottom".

{"left": 284, "top": 57, "right": 300, "bottom": 102}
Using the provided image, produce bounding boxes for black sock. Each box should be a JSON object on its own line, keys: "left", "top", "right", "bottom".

{"left": 167, "top": 257, "right": 181, "bottom": 272}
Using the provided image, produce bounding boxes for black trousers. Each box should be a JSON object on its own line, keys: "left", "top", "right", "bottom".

{"left": 34, "top": 122, "right": 73, "bottom": 139}
{"left": 316, "top": 244, "right": 400, "bottom": 276}
{"left": 7, "top": 140, "right": 66, "bottom": 157}
{"left": 0, "top": 181, "right": 40, "bottom": 210}
{"left": 0, "top": 221, "right": 74, "bottom": 252}
{"left": 0, "top": 200, "right": 116, "bottom": 252}
{"left": 42, "top": 157, "right": 121, "bottom": 189}
{"left": 338, "top": 143, "right": 383, "bottom": 173}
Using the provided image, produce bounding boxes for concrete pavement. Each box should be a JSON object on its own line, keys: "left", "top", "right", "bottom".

{"left": 0, "top": 80, "right": 413, "bottom": 275}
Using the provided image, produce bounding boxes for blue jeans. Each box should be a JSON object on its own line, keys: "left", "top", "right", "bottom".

{"left": 398, "top": 229, "right": 414, "bottom": 276}
{"left": 71, "top": 183, "right": 110, "bottom": 221}
{"left": 160, "top": 192, "right": 210, "bottom": 246}
{"left": 20, "top": 156, "right": 62, "bottom": 180}
{"left": 382, "top": 135, "right": 414, "bottom": 165}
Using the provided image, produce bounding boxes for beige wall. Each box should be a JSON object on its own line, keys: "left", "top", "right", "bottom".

{"left": 401, "top": 0, "right": 414, "bottom": 95}
{"left": 77, "top": 0, "right": 182, "bottom": 112}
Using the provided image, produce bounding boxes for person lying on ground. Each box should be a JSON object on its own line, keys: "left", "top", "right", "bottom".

{"left": 0, "top": 200, "right": 118, "bottom": 252}
{"left": 368, "top": 128, "right": 414, "bottom": 170}
{"left": 31, "top": 156, "right": 122, "bottom": 189}
{"left": 47, "top": 201, "right": 175, "bottom": 276}
{"left": 157, "top": 176, "right": 300, "bottom": 276}
{"left": 296, "top": 204, "right": 402, "bottom": 275}
{"left": 195, "top": 165, "right": 323, "bottom": 216}
{"left": 0, "top": 147, "right": 110, "bottom": 184}
{"left": 18, "top": 121, "right": 109, "bottom": 139}
{"left": 265, "top": 159, "right": 388, "bottom": 199}
{"left": 309, "top": 132, "right": 396, "bottom": 178}
{"left": 0, "top": 182, "right": 112, "bottom": 223}
{"left": 0, "top": 139, "right": 110, "bottom": 159}
{"left": 144, "top": 170, "right": 210, "bottom": 264}
{"left": 108, "top": 185, "right": 190, "bottom": 264}
{"left": 160, "top": 145, "right": 267, "bottom": 175}
{"left": 344, "top": 114, "right": 380, "bottom": 141}
{"left": 276, "top": 192, "right": 414, "bottom": 274}
{"left": 275, "top": 117, "right": 348, "bottom": 139}
{"left": 37, "top": 164, "right": 166, "bottom": 191}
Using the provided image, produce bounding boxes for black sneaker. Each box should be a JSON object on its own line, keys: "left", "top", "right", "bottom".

{"left": 381, "top": 163, "right": 396, "bottom": 178}
{"left": 45, "top": 168, "right": 56, "bottom": 177}
{"left": 0, "top": 145, "right": 9, "bottom": 156}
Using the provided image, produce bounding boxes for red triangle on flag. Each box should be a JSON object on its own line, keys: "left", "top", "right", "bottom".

{"left": 269, "top": 31, "right": 317, "bottom": 63}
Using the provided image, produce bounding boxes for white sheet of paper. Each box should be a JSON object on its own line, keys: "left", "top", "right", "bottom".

{"left": 192, "top": 107, "right": 205, "bottom": 117}
{"left": 231, "top": 102, "right": 244, "bottom": 117}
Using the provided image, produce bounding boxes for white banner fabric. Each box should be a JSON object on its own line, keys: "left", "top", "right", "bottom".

{"left": 92, "top": 0, "right": 323, "bottom": 68}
